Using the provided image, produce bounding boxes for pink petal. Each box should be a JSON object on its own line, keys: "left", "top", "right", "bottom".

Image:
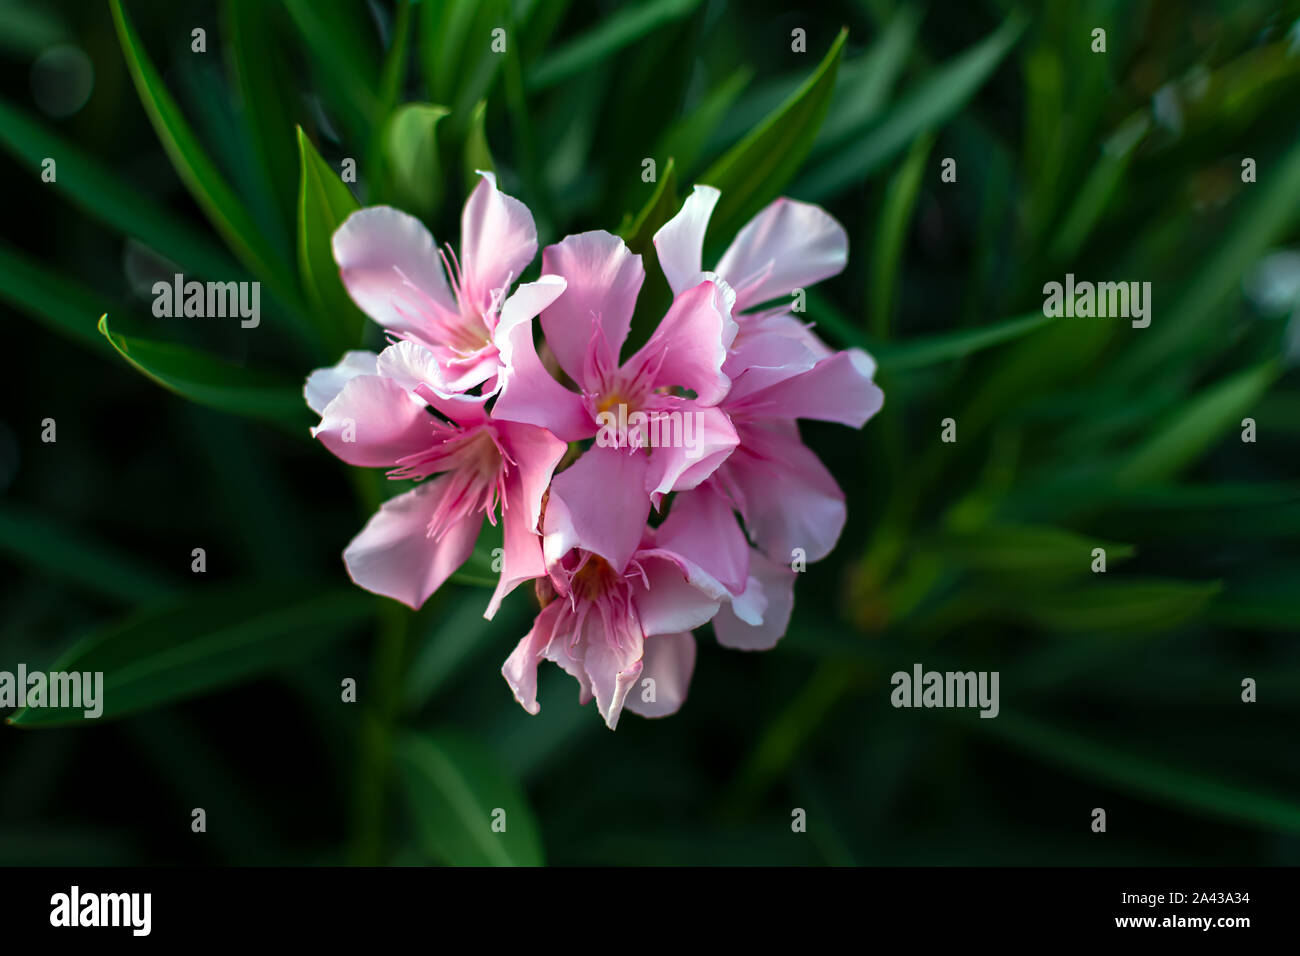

{"left": 493, "top": 277, "right": 592, "bottom": 441}
{"left": 722, "top": 322, "right": 820, "bottom": 405}
{"left": 652, "top": 184, "right": 720, "bottom": 297}
{"left": 721, "top": 420, "right": 846, "bottom": 563}
{"left": 502, "top": 600, "right": 563, "bottom": 715}
{"left": 630, "top": 554, "right": 724, "bottom": 637}
{"left": 539, "top": 230, "right": 644, "bottom": 384}
{"left": 332, "top": 206, "right": 458, "bottom": 336}
{"left": 653, "top": 485, "right": 749, "bottom": 595}
{"left": 304, "top": 350, "right": 378, "bottom": 415}
{"left": 625, "top": 278, "right": 736, "bottom": 406}
{"left": 459, "top": 171, "right": 538, "bottom": 311}
{"left": 730, "top": 347, "right": 884, "bottom": 428}
{"left": 543, "top": 445, "right": 649, "bottom": 573}
{"left": 484, "top": 421, "right": 567, "bottom": 619}
{"left": 643, "top": 403, "right": 739, "bottom": 500}
{"left": 581, "top": 619, "right": 643, "bottom": 730}
{"left": 343, "top": 479, "right": 483, "bottom": 609}
{"left": 313, "top": 375, "right": 435, "bottom": 467}
{"left": 715, "top": 198, "right": 848, "bottom": 312}
{"left": 623, "top": 631, "right": 696, "bottom": 719}
{"left": 713, "top": 550, "right": 795, "bottom": 651}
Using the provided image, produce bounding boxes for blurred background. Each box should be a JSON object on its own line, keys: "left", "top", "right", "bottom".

{"left": 1, "top": 0, "right": 1298, "bottom": 865}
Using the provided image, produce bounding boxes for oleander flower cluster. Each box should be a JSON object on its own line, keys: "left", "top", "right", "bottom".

{"left": 305, "top": 172, "right": 884, "bottom": 729}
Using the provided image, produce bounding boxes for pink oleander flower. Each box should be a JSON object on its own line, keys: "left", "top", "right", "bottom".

{"left": 503, "top": 449, "right": 749, "bottom": 729}
{"left": 332, "top": 171, "right": 537, "bottom": 394}
{"left": 491, "top": 230, "right": 740, "bottom": 500}
{"left": 656, "top": 187, "right": 885, "bottom": 563}
{"left": 304, "top": 278, "right": 569, "bottom": 614}
{"left": 307, "top": 175, "right": 883, "bottom": 731}
{"left": 653, "top": 184, "right": 848, "bottom": 322}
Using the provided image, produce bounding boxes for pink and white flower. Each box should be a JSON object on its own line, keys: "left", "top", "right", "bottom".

{"left": 492, "top": 230, "right": 740, "bottom": 500}
{"left": 305, "top": 279, "right": 569, "bottom": 614}
{"left": 332, "top": 171, "right": 538, "bottom": 394}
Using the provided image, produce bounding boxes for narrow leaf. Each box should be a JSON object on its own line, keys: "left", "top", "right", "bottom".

{"left": 700, "top": 28, "right": 847, "bottom": 242}
{"left": 98, "top": 314, "right": 306, "bottom": 427}
{"left": 8, "top": 583, "right": 372, "bottom": 726}
{"left": 526, "top": 0, "right": 700, "bottom": 92}
{"left": 396, "top": 731, "right": 544, "bottom": 866}
{"left": 297, "top": 127, "right": 367, "bottom": 353}
{"left": 110, "top": 0, "right": 292, "bottom": 290}
{"left": 797, "top": 16, "right": 1024, "bottom": 200}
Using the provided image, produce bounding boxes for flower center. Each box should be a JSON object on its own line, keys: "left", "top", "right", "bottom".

{"left": 569, "top": 554, "right": 619, "bottom": 602}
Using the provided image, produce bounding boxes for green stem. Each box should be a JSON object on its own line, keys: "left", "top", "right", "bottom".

{"left": 350, "top": 601, "right": 410, "bottom": 865}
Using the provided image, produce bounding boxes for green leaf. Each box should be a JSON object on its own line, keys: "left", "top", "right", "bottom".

{"left": 403, "top": 590, "right": 531, "bottom": 710}
{"left": 0, "top": 243, "right": 113, "bottom": 353}
{"left": 396, "top": 731, "right": 544, "bottom": 865}
{"left": 1048, "top": 113, "right": 1149, "bottom": 262}
{"left": 617, "top": 157, "right": 679, "bottom": 252}
{"left": 98, "top": 314, "right": 307, "bottom": 427}
{"left": 7, "top": 583, "right": 372, "bottom": 727}
{"left": 381, "top": 103, "right": 450, "bottom": 221}
{"left": 797, "top": 16, "right": 1025, "bottom": 200}
{"left": 700, "top": 28, "right": 847, "bottom": 243}
{"left": 983, "top": 711, "right": 1300, "bottom": 835}
{"left": 869, "top": 131, "right": 933, "bottom": 338}
{"left": 812, "top": 6, "right": 920, "bottom": 155}
{"left": 448, "top": 521, "right": 503, "bottom": 588}
{"left": 463, "top": 99, "right": 496, "bottom": 195}
{"left": 925, "top": 524, "right": 1133, "bottom": 578}
{"left": 420, "top": 0, "right": 510, "bottom": 134}
{"left": 0, "top": 96, "right": 241, "bottom": 282}
{"left": 1014, "top": 578, "right": 1222, "bottom": 633}
{"left": 0, "top": 504, "right": 177, "bottom": 605}
{"left": 224, "top": 0, "right": 300, "bottom": 238}
{"left": 110, "top": 0, "right": 293, "bottom": 292}
{"left": 619, "top": 158, "right": 680, "bottom": 349}
{"left": 297, "top": 127, "right": 367, "bottom": 354}
{"left": 873, "top": 311, "right": 1054, "bottom": 372}
{"left": 282, "top": 0, "right": 381, "bottom": 138}
{"left": 1115, "top": 361, "right": 1280, "bottom": 486}
{"left": 526, "top": 0, "right": 700, "bottom": 92}
{"left": 654, "top": 67, "right": 753, "bottom": 178}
